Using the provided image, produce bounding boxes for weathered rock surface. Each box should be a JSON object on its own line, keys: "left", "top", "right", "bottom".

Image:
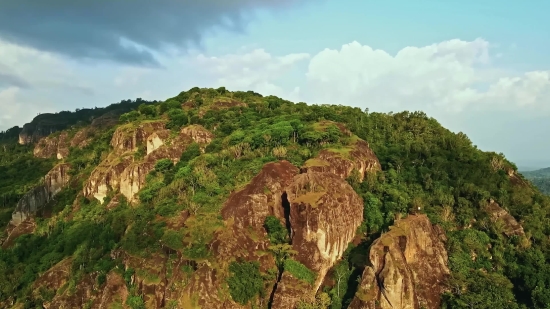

{"left": 83, "top": 152, "right": 134, "bottom": 202}
{"left": 301, "top": 139, "right": 380, "bottom": 181}
{"left": 34, "top": 132, "right": 70, "bottom": 159}
{"left": 271, "top": 171, "right": 364, "bottom": 308}
{"left": 120, "top": 125, "right": 212, "bottom": 203}
{"left": 485, "top": 200, "right": 525, "bottom": 237}
{"left": 10, "top": 163, "right": 71, "bottom": 226}
{"left": 33, "top": 128, "right": 94, "bottom": 159}
{"left": 349, "top": 214, "right": 449, "bottom": 309}
{"left": 33, "top": 258, "right": 128, "bottom": 309}
{"left": 85, "top": 123, "right": 214, "bottom": 203}
{"left": 184, "top": 161, "right": 300, "bottom": 309}
{"left": 181, "top": 124, "right": 214, "bottom": 147}
{"left": 18, "top": 121, "right": 63, "bottom": 145}
{"left": 110, "top": 121, "right": 166, "bottom": 152}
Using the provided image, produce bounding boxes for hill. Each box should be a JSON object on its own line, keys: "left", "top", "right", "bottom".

{"left": 0, "top": 87, "right": 549, "bottom": 309}
{"left": 521, "top": 167, "right": 550, "bottom": 195}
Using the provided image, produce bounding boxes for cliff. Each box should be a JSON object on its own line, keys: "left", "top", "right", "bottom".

{"left": 10, "top": 163, "right": 71, "bottom": 226}
{"left": 271, "top": 171, "right": 364, "bottom": 308}
{"left": 84, "top": 122, "right": 213, "bottom": 203}
{"left": 349, "top": 214, "right": 449, "bottom": 309}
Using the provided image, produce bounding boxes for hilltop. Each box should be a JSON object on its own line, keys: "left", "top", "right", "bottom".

{"left": 0, "top": 87, "right": 549, "bottom": 309}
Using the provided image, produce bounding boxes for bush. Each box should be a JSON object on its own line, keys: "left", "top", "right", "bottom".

{"left": 264, "top": 216, "right": 288, "bottom": 245}
{"left": 284, "top": 259, "right": 316, "bottom": 285}
{"left": 226, "top": 261, "right": 264, "bottom": 305}
{"left": 155, "top": 159, "right": 173, "bottom": 173}
{"left": 166, "top": 109, "right": 188, "bottom": 129}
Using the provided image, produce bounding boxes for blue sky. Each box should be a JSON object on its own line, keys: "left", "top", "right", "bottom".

{"left": 0, "top": 0, "right": 549, "bottom": 168}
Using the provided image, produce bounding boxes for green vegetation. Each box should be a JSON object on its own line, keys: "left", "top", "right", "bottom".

{"left": 283, "top": 259, "right": 316, "bottom": 285}
{"left": 226, "top": 260, "right": 265, "bottom": 305}
{"left": 0, "top": 87, "right": 549, "bottom": 308}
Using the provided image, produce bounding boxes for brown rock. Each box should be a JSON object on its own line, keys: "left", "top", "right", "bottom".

{"left": 11, "top": 163, "right": 71, "bottom": 226}
{"left": 271, "top": 171, "right": 364, "bottom": 308}
{"left": 33, "top": 132, "right": 70, "bottom": 159}
{"left": 185, "top": 161, "right": 300, "bottom": 309}
{"left": 485, "top": 200, "right": 525, "bottom": 237}
{"left": 301, "top": 139, "right": 380, "bottom": 182}
{"left": 120, "top": 125, "right": 212, "bottom": 203}
{"left": 349, "top": 214, "right": 450, "bottom": 309}
{"left": 110, "top": 121, "right": 166, "bottom": 153}
{"left": 180, "top": 125, "right": 214, "bottom": 148}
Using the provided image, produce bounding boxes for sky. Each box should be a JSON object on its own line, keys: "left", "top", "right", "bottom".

{"left": 0, "top": 0, "right": 549, "bottom": 169}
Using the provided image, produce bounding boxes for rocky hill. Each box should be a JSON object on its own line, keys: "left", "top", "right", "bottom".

{"left": 0, "top": 87, "right": 549, "bottom": 309}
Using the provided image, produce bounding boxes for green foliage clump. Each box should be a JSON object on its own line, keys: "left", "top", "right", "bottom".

{"left": 226, "top": 261, "right": 264, "bottom": 305}
{"left": 264, "top": 216, "right": 289, "bottom": 245}
{"left": 154, "top": 159, "right": 174, "bottom": 173}
{"left": 126, "top": 295, "right": 146, "bottom": 309}
{"left": 284, "top": 259, "right": 316, "bottom": 285}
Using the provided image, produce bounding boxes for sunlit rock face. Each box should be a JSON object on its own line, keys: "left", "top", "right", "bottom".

{"left": 349, "top": 214, "right": 450, "bottom": 309}
{"left": 11, "top": 163, "right": 71, "bottom": 226}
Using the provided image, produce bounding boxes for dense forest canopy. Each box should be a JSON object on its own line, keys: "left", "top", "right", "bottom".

{"left": 0, "top": 87, "right": 549, "bottom": 309}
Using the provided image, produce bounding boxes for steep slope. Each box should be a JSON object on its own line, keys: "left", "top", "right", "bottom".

{"left": 0, "top": 88, "right": 549, "bottom": 309}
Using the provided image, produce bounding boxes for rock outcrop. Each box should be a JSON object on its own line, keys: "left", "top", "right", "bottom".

{"left": 120, "top": 133, "right": 192, "bottom": 203}
{"left": 34, "top": 132, "right": 70, "bottom": 159}
{"left": 18, "top": 121, "right": 62, "bottom": 145}
{"left": 301, "top": 139, "right": 380, "bottom": 181}
{"left": 85, "top": 122, "right": 214, "bottom": 203}
{"left": 10, "top": 164, "right": 71, "bottom": 226}
{"left": 183, "top": 160, "right": 366, "bottom": 309}
{"left": 271, "top": 171, "right": 364, "bottom": 308}
{"left": 183, "top": 161, "right": 300, "bottom": 309}
{"left": 33, "top": 128, "right": 94, "bottom": 159}
{"left": 484, "top": 200, "right": 525, "bottom": 237}
{"left": 110, "top": 121, "right": 166, "bottom": 152}
{"left": 83, "top": 121, "right": 166, "bottom": 202}
{"left": 349, "top": 214, "right": 449, "bottom": 309}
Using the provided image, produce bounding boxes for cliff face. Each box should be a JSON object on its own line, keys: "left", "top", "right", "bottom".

{"left": 84, "top": 122, "right": 214, "bottom": 203}
{"left": 83, "top": 121, "right": 166, "bottom": 202}
{"left": 18, "top": 122, "right": 62, "bottom": 145}
{"left": 110, "top": 121, "right": 166, "bottom": 153}
{"left": 183, "top": 161, "right": 299, "bottom": 309}
{"left": 349, "top": 214, "right": 449, "bottom": 309}
{"left": 33, "top": 128, "right": 93, "bottom": 159}
{"left": 271, "top": 171, "right": 364, "bottom": 308}
{"left": 10, "top": 163, "right": 71, "bottom": 226}
{"left": 182, "top": 157, "right": 366, "bottom": 309}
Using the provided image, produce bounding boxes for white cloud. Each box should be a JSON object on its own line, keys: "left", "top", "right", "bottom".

{"left": 190, "top": 48, "right": 310, "bottom": 97}
{"left": 301, "top": 39, "right": 550, "bottom": 115}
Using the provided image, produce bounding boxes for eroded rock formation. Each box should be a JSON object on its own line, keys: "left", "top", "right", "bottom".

{"left": 85, "top": 122, "right": 214, "bottom": 203}
{"left": 485, "top": 200, "right": 525, "bottom": 237}
{"left": 183, "top": 161, "right": 299, "bottom": 309}
{"left": 33, "top": 128, "right": 94, "bottom": 159}
{"left": 349, "top": 214, "right": 449, "bottom": 309}
{"left": 10, "top": 163, "right": 71, "bottom": 226}
{"left": 271, "top": 171, "right": 364, "bottom": 308}
{"left": 301, "top": 140, "right": 380, "bottom": 181}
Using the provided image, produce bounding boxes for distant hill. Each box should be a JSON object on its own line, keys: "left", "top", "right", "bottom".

{"left": 521, "top": 167, "right": 550, "bottom": 194}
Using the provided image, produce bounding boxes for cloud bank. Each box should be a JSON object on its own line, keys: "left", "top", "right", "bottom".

{"left": 0, "top": 0, "right": 310, "bottom": 65}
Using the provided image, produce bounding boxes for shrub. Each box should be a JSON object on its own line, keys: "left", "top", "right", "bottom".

{"left": 226, "top": 261, "right": 264, "bottom": 305}
{"left": 284, "top": 259, "right": 316, "bottom": 285}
